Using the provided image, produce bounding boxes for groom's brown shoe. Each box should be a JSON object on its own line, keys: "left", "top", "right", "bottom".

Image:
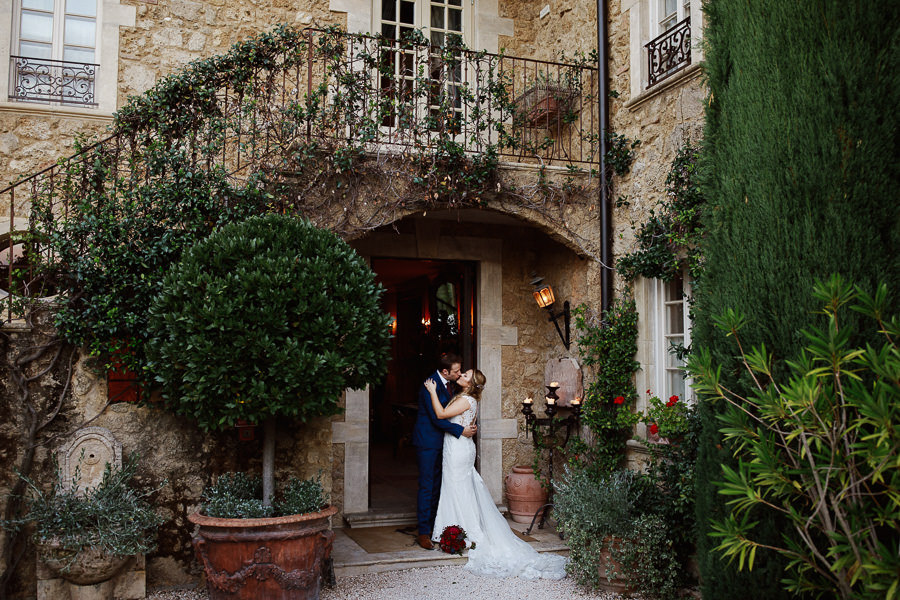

{"left": 416, "top": 534, "right": 434, "bottom": 550}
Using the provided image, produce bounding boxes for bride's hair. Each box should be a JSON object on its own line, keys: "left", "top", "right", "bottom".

{"left": 461, "top": 369, "right": 487, "bottom": 401}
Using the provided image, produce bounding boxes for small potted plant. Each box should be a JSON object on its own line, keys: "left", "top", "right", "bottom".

{"left": 1, "top": 453, "right": 164, "bottom": 586}
{"left": 641, "top": 391, "right": 690, "bottom": 443}
{"left": 146, "top": 213, "right": 391, "bottom": 599}
{"left": 514, "top": 69, "right": 581, "bottom": 128}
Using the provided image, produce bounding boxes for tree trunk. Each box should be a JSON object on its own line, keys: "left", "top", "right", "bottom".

{"left": 262, "top": 417, "right": 276, "bottom": 507}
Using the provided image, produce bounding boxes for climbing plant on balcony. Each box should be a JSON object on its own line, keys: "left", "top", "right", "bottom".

{"left": 21, "top": 24, "right": 616, "bottom": 381}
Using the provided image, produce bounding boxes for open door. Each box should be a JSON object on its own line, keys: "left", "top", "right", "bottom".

{"left": 369, "top": 258, "right": 476, "bottom": 512}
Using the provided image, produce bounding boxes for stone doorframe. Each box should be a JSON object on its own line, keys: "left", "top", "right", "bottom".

{"left": 332, "top": 221, "right": 519, "bottom": 514}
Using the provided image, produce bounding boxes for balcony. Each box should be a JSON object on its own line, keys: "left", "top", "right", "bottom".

{"left": 646, "top": 18, "right": 691, "bottom": 88}
{"left": 9, "top": 56, "right": 98, "bottom": 106}
{"left": 1, "top": 27, "right": 601, "bottom": 322}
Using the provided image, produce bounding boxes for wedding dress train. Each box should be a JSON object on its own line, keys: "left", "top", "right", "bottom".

{"left": 431, "top": 395, "right": 568, "bottom": 579}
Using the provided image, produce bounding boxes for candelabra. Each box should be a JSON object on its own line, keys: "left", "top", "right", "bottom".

{"left": 520, "top": 382, "right": 581, "bottom": 535}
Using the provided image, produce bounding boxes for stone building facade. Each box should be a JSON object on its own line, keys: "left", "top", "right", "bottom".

{"left": 0, "top": 0, "right": 704, "bottom": 591}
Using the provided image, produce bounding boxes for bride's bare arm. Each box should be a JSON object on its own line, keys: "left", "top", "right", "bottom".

{"left": 424, "top": 378, "right": 471, "bottom": 419}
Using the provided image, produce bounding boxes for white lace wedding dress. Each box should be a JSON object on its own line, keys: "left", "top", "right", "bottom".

{"left": 431, "top": 395, "right": 568, "bottom": 579}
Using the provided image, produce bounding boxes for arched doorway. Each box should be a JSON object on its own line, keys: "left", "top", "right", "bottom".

{"left": 369, "top": 258, "right": 477, "bottom": 512}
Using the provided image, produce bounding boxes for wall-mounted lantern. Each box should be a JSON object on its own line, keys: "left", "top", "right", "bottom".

{"left": 531, "top": 276, "right": 571, "bottom": 350}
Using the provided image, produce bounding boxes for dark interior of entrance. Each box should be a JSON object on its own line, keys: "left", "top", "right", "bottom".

{"left": 369, "top": 258, "right": 476, "bottom": 512}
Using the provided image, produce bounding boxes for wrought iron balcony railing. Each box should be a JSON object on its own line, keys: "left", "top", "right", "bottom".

{"left": 1, "top": 28, "right": 601, "bottom": 322}
{"left": 646, "top": 17, "right": 691, "bottom": 88}
{"left": 9, "top": 56, "right": 98, "bottom": 106}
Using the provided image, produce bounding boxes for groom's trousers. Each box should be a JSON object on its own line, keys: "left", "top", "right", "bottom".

{"left": 415, "top": 446, "right": 443, "bottom": 536}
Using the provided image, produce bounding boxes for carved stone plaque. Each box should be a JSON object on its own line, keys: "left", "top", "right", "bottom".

{"left": 56, "top": 427, "right": 123, "bottom": 493}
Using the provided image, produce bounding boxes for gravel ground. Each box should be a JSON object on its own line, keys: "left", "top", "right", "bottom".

{"left": 146, "top": 566, "right": 624, "bottom": 600}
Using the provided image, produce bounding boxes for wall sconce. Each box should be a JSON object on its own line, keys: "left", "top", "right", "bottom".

{"left": 390, "top": 315, "right": 397, "bottom": 335}
{"left": 531, "top": 276, "right": 570, "bottom": 350}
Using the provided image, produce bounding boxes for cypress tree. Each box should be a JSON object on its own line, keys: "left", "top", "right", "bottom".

{"left": 693, "top": 1, "right": 899, "bottom": 598}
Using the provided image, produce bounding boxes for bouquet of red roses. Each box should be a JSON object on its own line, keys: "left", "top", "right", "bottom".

{"left": 438, "top": 524, "right": 474, "bottom": 554}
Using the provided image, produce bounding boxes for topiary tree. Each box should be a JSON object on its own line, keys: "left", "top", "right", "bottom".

{"left": 146, "top": 213, "right": 390, "bottom": 505}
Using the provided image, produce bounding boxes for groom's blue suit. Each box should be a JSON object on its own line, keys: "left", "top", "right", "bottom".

{"left": 412, "top": 371, "right": 465, "bottom": 536}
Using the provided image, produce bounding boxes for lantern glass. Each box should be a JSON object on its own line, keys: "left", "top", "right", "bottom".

{"left": 533, "top": 285, "right": 555, "bottom": 308}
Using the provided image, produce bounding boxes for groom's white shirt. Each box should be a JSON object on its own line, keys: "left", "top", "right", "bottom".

{"left": 437, "top": 372, "right": 450, "bottom": 387}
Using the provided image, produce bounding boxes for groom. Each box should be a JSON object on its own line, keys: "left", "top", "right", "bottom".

{"left": 412, "top": 352, "right": 477, "bottom": 549}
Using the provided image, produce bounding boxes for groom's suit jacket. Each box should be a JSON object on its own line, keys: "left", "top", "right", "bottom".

{"left": 411, "top": 370, "right": 465, "bottom": 449}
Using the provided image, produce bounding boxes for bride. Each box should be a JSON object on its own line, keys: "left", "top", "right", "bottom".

{"left": 424, "top": 370, "right": 568, "bottom": 580}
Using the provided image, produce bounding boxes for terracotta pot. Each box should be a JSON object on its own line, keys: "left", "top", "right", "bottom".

{"left": 526, "top": 97, "right": 561, "bottom": 127}
{"left": 505, "top": 465, "right": 548, "bottom": 524}
{"left": 36, "top": 540, "right": 130, "bottom": 585}
{"left": 596, "top": 536, "right": 630, "bottom": 594}
{"left": 189, "top": 505, "right": 338, "bottom": 600}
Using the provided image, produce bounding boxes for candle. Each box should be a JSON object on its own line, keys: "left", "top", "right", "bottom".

{"left": 524, "top": 397, "right": 533, "bottom": 405}
{"left": 546, "top": 396, "right": 556, "bottom": 405}
{"left": 550, "top": 381, "right": 559, "bottom": 387}
{"left": 571, "top": 397, "right": 581, "bottom": 406}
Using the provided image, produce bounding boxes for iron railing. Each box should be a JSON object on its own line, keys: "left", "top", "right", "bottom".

{"left": 9, "top": 56, "right": 98, "bottom": 106}
{"left": 646, "top": 17, "right": 691, "bottom": 88}
{"left": 0, "top": 28, "right": 601, "bottom": 322}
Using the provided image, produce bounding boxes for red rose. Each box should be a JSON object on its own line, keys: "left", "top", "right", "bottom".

{"left": 614, "top": 396, "right": 625, "bottom": 404}
{"left": 649, "top": 423, "right": 659, "bottom": 435}
{"left": 646, "top": 389, "right": 651, "bottom": 395}
{"left": 667, "top": 394, "right": 679, "bottom": 407}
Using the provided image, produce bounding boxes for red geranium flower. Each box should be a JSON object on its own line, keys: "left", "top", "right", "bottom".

{"left": 666, "top": 394, "right": 679, "bottom": 407}
{"left": 649, "top": 423, "right": 659, "bottom": 435}
{"left": 614, "top": 396, "right": 625, "bottom": 404}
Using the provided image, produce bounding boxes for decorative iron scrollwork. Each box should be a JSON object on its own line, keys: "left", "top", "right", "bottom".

{"left": 646, "top": 17, "right": 691, "bottom": 88}
{"left": 10, "top": 56, "right": 98, "bottom": 106}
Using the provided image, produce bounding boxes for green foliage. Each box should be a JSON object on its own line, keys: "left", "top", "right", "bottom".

{"left": 555, "top": 468, "right": 644, "bottom": 588}
{"left": 638, "top": 405, "right": 701, "bottom": 592}
{"left": 1, "top": 454, "right": 165, "bottom": 568}
{"left": 609, "top": 514, "right": 681, "bottom": 600}
{"left": 276, "top": 473, "right": 328, "bottom": 517}
{"left": 203, "top": 471, "right": 328, "bottom": 518}
{"left": 693, "top": 2, "right": 899, "bottom": 598}
{"left": 689, "top": 277, "right": 899, "bottom": 599}
{"left": 617, "top": 143, "right": 703, "bottom": 282}
{"left": 555, "top": 468, "right": 683, "bottom": 598}
{"left": 572, "top": 298, "right": 640, "bottom": 474}
{"left": 146, "top": 214, "right": 390, "bottom": 431}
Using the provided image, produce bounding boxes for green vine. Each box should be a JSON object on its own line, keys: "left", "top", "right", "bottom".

{"left": 616, "top": 143, "right": 704, "bottom": 281}
{"left": 570, "top": 298, "right": 641, "bottom": 476}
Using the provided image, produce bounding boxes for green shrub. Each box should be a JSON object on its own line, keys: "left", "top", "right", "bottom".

{"left": 276, "top": 473, "right": 328, "bottom": 516}
{"left": 203, "top": 472, "right": 328, "bottom": 519}
{"left": 689, "top": 276, "right": 899, "bottom": 599}
{"left": 2, "top": 454, "right": 164, "bottom": 569}
{"left": 146, "top": 213, "right": 391, "bottom": 431}
{"left": 610, "top": 513, "right": 680, "bottom": 600}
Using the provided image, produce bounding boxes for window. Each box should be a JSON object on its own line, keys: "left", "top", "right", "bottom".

{"left": 653, "top": 272, "right": 691, "bottom": 402}
{"left": 624, "top": 0, "right": 701, "bottom": 99}
{"left": 11, "top": 0, "right": 98, "bottom": 105}
{"left": 378, "top": 0, "right": 464, "bottom": 130}
{"left": 657, "top": 0, "right": 689, "bottom": 34}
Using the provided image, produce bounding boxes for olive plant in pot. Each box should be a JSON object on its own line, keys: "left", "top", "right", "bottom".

{"left": 145, "top": 213, "right": 391, "bottom": 599}
{"left": 1, "top": 454, "right": 164, "bottom": 587}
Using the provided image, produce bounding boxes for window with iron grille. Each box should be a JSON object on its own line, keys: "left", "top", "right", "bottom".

{"left": 646, "top": 0, "right": 691, "bottom": 88}
{"left": 11, "top": 0, "right": 98, "bottom": 105}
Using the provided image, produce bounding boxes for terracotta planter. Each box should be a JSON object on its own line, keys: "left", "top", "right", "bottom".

{"left": 526, "top": 96, "right": 561, "bottom": 127}
{"left": 36, "top": 540, "right": 130, "bottom": 585}
{"left": 596, "top": 536, "right": 630, "bottom": 594}
{"left": 505, "top": 465, "right": 548, "bottom": 524}
{"left": 189, "top": 505, "right": 338, "bottom": 600}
